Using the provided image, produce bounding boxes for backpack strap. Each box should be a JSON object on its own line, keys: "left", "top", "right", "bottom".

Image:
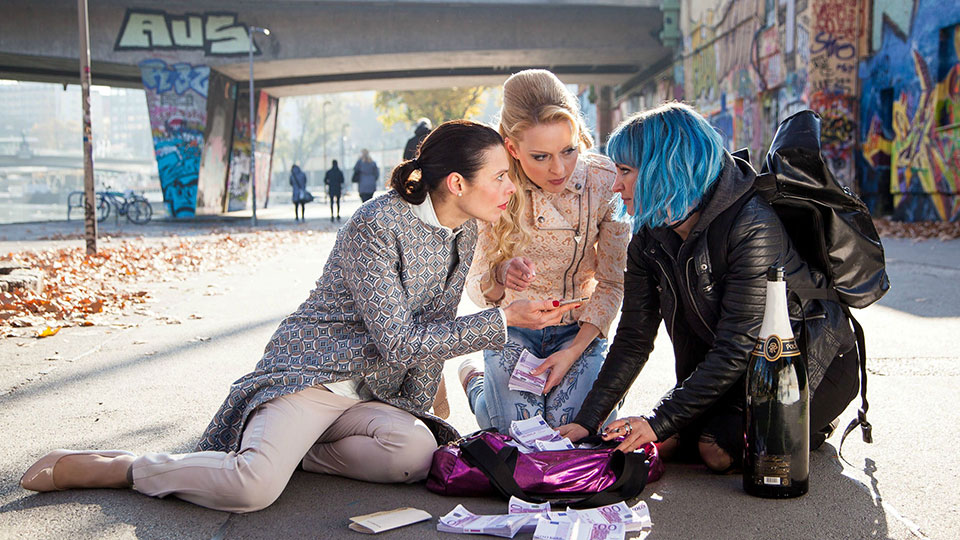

{"left": 786, "top": 288, "right": 872, "bottom": 458}
{"left": 838, "top": 306, "right": 873, "bottom": 457}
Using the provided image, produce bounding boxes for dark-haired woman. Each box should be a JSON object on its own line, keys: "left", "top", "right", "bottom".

{"left": 558, "top": 103, "right": 859, "bottom": 472}
{"left": 21, "top": 120, "right": 577, "bottom": 512}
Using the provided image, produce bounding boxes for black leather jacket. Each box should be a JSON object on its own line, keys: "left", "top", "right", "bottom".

{"left": 573, "top": 154, "right": 855, "bottom": 440}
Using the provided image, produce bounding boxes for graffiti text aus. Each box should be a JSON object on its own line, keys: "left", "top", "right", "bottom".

{"left": 115, "top": 9, "right": 257, "bottom": 56}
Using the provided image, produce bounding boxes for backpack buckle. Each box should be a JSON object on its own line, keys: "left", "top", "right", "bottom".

{"left": 858, "top": 409, "right": 873, "bottom": 443}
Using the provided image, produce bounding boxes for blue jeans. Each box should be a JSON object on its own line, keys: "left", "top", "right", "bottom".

{"left": 466, "top": 323, "right": 615, "bottom": 433}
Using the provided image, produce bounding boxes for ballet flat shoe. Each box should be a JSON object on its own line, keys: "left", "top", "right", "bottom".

{"left": 20, "top": 449, "right": 135, "bottom": 492}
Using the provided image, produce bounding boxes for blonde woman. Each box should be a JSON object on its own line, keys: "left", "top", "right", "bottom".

{"left": 462, "top": 70, "right": 631, "bottom": 432}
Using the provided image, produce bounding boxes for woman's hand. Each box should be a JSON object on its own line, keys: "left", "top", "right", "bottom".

{"left": 497, "top": 257, "right": 537, "bottom": 291}
{"left": 502, "top": 299, "right": 576, "bottom": 330}
{"left": 531, "top": 346, "right": 580, "bottom": 394}
{"left": 557, "top": 423, "right": 590, "bottom": 442}
{"left": 602, "top": 416, "right": 657, "bottom": 453}
{"left": 530, "top": 321, "right": 596, "bottom": 394}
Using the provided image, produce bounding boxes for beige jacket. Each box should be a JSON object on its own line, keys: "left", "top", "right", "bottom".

{"left": 465, "top": 153, "right": 630, "bottom": 337}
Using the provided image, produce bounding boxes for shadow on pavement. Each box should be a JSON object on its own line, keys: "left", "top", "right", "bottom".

{"left": 1, "top": 442, "right": 898, "bottom": 539}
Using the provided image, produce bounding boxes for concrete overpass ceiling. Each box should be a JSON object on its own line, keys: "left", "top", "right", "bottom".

{"left": 1, "top": 0, "right": 670, "bottom": 94}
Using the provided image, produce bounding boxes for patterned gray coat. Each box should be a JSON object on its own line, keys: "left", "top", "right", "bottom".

{"left": 196, "top": 191, "right": 506, "bottom": 452}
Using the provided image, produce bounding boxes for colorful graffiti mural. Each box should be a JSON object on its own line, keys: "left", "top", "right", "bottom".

{"left": 140, "top": 58, "right": 210, "bottom": 218}
{"left": 623, "top": 0, "right": 957, "bottom": 221}
{"left": 807, "top": 0, "right": 860, "bottom": 187}
{"left": 681, "top": 0, "right": 770, "bottom": 163}
{"left": 226, "top": 91, "right": 278, "bottom": 212}
{"left": 860, "top": 0, "right": 960, "bottom": 221}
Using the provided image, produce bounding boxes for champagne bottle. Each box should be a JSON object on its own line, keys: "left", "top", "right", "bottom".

{"left": 743, "top": 266, "right": 809, "bottom": 498}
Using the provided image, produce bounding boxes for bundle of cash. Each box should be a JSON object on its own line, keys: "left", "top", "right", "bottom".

{"left": 508, "top": 496, "right": 551, "bottom": 534}
{"left": 507, "top": 349, "right": 549, "bottom": 394}
{"left": 534, "top": 437, "right": 576, "bottom": 451}
{"left": 437, "top": 504, "right": 528, "bottom": 538}
{"left": 533, "top": 518, "right": 625, "bottom": 540}
{"left": 509, "top": 415, "right": 563, "bottom": 448}
{"left": 508, "top": 496, "right": 551, "bottom": 515}
{"left": 572, "top": 501, "right": 653, "bottom": 532}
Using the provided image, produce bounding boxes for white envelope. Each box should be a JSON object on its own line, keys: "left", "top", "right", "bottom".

{"left": 348, "top": 507, "right": 432, "bottom": 534}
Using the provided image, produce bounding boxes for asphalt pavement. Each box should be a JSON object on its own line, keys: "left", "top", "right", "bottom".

{"left": 0, "top": 203, "right": 956, "bottom": 539}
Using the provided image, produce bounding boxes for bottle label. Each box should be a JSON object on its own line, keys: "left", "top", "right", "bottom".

{"left": 752, "top": 335, "right": 800, "bottom": 362}
{"left": 752, "top": 455, "right": 791, "bottom": 486}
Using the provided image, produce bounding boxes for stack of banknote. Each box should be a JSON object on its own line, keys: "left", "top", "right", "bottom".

{"left": 532, "top": 519, "right": 625, "bottom": 540}
{"left": 437, "top": 499, "right": 652, "bottom": 539}
{"left": 437, "top": 504, "right": 529, "bottom": 538}
{"left": 573, "top": 501, "right": 653, "bottom": 532}
{"left": 508, "top": 349, "right": 549, "bottom": 394}
{"left": 508, "top": 496, "right": 551, "bottom": 534}
{"left": 531, "top": 501, "right": 653, "bottom": 539}
{"left": 508, "top": 415, "right": 575, "bottom": 452}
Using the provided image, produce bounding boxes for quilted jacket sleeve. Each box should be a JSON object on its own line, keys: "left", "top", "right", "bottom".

{"left": 572, "top": 233, "right": 662, "bottom": 432}
{"left": 340, "top": 214, "right": 505, "bottom": 369}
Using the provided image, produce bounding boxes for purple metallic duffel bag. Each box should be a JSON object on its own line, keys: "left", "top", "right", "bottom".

{"left": 426, "top": 431, "right": 664, "bottom": 508}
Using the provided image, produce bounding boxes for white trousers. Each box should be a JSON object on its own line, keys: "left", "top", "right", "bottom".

{"left": 130, "top": 386, "right": 437, "bottom": 513}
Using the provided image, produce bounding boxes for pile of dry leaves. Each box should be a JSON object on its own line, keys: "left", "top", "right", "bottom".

{"left": 874, "top": 218, "right": 960, "bottom": 241}
{"left": 1, "top": 231, "right": 315, "bottom": 335}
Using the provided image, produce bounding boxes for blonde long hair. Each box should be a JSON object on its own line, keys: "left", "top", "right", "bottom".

{"left": 489, "top": 69, "right": 594, "bottom": 268}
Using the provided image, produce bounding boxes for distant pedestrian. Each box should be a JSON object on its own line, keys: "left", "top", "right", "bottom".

{"left": 353, "top": 149, "right": 379, "bottom": 203}
{"left": 289, "top": 164, "right": 312, "bottom": 221}
{"left": 324, "top": 159, "right": 344, "bottom": 221}
{"left": 403, "top": 118, "right": 432, "bottom": 161}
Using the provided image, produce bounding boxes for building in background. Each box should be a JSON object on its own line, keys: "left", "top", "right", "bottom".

{"left": 619, "top": 0, "right": 960, "bottom": 222}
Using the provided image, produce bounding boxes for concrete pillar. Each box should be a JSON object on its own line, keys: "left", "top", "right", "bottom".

{"left": 197, "top": 70, "right": 237, "bottom": 214}
{"left": 596, "top": 85, "right": 614, "bottom": 151}
{"left": 139, "top": 58, "right": 210, "bottom": 218}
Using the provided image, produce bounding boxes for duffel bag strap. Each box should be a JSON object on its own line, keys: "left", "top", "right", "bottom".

{"left": 461, "top": 437, "right": 544, "bottom": 503}
{"left": 461, "top": 437, "right": 651, "bottom": 508}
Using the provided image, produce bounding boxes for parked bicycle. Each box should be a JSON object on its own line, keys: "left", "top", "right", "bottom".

{"left": 96, "top": 190, "right": 153, "bottom": 224}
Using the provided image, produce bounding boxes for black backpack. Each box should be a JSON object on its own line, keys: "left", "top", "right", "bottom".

{"left": 716, "top": 110, "right": 890, "bottom": 452}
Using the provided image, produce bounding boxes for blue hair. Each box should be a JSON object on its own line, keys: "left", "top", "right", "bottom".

{"left": 606, "top": 102, "right": 725, "bottom": 232}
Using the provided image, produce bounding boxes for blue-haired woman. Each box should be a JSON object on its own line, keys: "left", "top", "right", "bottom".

{"left": 558, "top": 102, "right": 859, "bottom": 472}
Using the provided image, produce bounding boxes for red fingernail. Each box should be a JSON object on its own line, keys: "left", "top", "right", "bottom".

{"left": 552, "top": 300, "right": 560, "bottom": 307}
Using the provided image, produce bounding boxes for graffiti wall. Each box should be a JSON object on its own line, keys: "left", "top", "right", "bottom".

{"left": 140, "top": 58, "right": 210, "bottom": 218}
{"left": 226, "top": 91, "right": 278, "bottom": 211}
{"left": 860, "top": 0, "right": 960, "bottom": 222}
{"left": 807, "top": 0, "right": 861, "bottom": 187}
{"left": 196, "top": 71, "right": 236, "bottom": 214}
{"left": 683, "top": 0, "right": 765, "bottom": 158}
{"left": 623, "top": 0, "right": 959, "bottom": 220}
{"left": 677, "top": 0, "right": 806, "bottom": 169}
